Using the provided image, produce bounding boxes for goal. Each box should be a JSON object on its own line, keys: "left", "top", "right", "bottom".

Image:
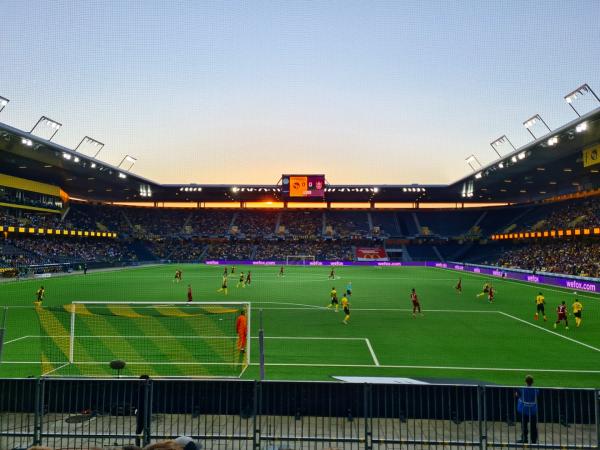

{"left": 36, "top": 302, "right": 250, "bottom": 378}
{"left": 285, "top": 255, "right": 316, "bottom": 265}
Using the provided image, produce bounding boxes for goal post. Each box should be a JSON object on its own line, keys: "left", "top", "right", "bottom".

{"left": 285, "top": 255, "right": 316, "bottom": 265}
{"left": 39, "top": 301, "right": 250, "bottom": 378}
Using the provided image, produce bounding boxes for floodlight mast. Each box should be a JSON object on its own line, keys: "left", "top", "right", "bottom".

{"left": 0, "top": 96, "right": 9, "bottom": 114}
{"left": 118, "top": 154, "right": 137, "bottom": 171}
{"left": 490, "top": 135, "right": 516, "bottom": 158}
{"left": 30, "top": 116, "right": 62, "bottom": 140}
{"left": 564, "top": 83, "right": 600, "bottom": 117}
{"left": 465, "top": 154, "right": 482, "bottom": 172}
{"left": 522, "top": 114, "right": 551, "bottom": 140}
{"left": 74, "top": 136, "right": 105, "bottom": 158}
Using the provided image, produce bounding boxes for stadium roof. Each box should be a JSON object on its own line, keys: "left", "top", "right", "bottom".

{"left": 1, "top": 107, "right": 599, "bottom": 205}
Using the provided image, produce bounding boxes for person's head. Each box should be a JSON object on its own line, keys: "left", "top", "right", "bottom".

{"left": 525, "top": 375, "right": 534, "bottom": 386}
{"left": 562, "top": 301, "right": 566, "bottom": 305}
{"left": 41, "top": 286, "right": 44, "bottom": 289}
{"left": 174, "top": 436, "right": 202, "bottom": 450}
{"left": 332, "top": 286, "right": 335, "bottom": 290}
{"left": 188, "top": 285, "right": 191, "bottom": 288}
{"left": 139, "top": 374, "right": 150, "bottom": 380}
{"left": 539, "top": 292, "right": 542, "bottom": 295}
{"left": 240, "top": 310, "right": 245, "bottom": 316}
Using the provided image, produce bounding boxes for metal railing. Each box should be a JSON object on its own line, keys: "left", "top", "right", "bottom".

{"left": 0, "top": 378, "right": 597, "bottom": 449}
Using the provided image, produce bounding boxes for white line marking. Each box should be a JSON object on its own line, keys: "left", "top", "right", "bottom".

{"left": 434, "top": 267, "right": 600, "bottom": 299}
{"left": 365, "top": 338, "right": 380, "bottom": 366}
{"left": 42, "top": 363, "right": 69, "bottom": 376}
{"left": 5, "top": 335, "right": 367, "bottom": 341}
{"left": 247, "top": 362, "right": 600, "bottom": 373}
{"left": 4, "top": 360, "right": 599, "bottom": 373}
{"left": 497, "top": 311, "right": 600, "bottom": 353}
{"left": 4, "top": 335, "right": 30, "bottom": 344}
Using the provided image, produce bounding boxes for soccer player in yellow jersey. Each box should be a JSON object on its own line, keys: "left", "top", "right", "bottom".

{"left": 534, "top": 292, "right": 547, "bottom": 321}
{"left": 236, "top": 272, "right": 245, "bottom": 288}
{"left": 477, "top": 282, "right": 490, "bottom": 298}
{"left": 572, "top": 299, "right": 583, "bottom": 328}
{"left": 341, "top": 294, "right": 350, "bottom": 325}
{"left": 327, "top": 287, "right": 339, "bottom": 312}
{"left": 217, "top": 275, "right": 228, "bottom": 295}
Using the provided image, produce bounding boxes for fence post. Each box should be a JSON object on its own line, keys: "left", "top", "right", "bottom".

{"left": 364, "top": 383, "right": 372, "bottom": 450}
{"left": 478, "top": 385, "right": 486, "bottom": 450}
{"left": 143, "top": 379, "right": 152, "bottom": 446}
{"left": 253, "top": 380, "right": 261, "bottom": 450}
{"left": 33, "top": 378, "right": 43, "bottom": 446}
{"left": 595, "top": 389, "right": 599, "bottom": 450}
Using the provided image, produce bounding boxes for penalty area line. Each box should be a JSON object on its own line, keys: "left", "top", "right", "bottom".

{"left": 497, "top": 311, "right": 600, "bottom": 354}
{"left": 247, "top": 362, "right": 600, "bottom": 374}
{"left": 364, "top": 338, "right": 380, "bottom": 366}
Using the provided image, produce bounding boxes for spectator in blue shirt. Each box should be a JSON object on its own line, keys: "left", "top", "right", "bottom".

{"left": 515, "top": 375, "right": 539, "bottom": 444}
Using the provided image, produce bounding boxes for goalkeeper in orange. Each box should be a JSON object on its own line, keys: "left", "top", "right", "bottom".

{"left": 236, "top": 309, "right": 248, "bottom": 353}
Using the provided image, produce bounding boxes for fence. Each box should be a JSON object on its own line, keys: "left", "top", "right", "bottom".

{"left": 0, "top": 378, "right": 598, "bottom": 449}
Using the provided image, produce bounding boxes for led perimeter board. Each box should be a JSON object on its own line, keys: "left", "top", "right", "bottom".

{"left": 281, "top": 174, "right": 325, "bottom": 198}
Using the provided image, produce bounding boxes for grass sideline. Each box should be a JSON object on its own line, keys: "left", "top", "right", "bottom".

{"left": 0, "top": 264, "right": 598, "bottom": 387}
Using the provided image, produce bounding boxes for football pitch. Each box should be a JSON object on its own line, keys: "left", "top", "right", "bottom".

{"left": 0, "top": 264, "right": 599, "bottom": 387}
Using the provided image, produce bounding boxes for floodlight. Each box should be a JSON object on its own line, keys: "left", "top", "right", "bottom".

{"left": 30, "top": 116, "right": 62, "bottom": 140}
{"left": 73, "top": 156, "right": 80, "bottom": 163}
{"left": 547, "top": 136, "right": 559, "bottom": 146}
{"left": 498, "top": 162, "right": 504, "bottom": 169}
{"left": 117, "top": 154, "right": 137, "bottom": 171}
{"left": 465, "top": 154, "right": 482, "bottom": 171}
{"left": 90, "top": 163, "right": 97, "bottom": 168}
{"left": 490, "top": 135, "right": 516, "bottom": 158}
{"left": 21, "top": 138, "right": 33, "bottom": 147}
{"left": 62, "top": 152, "right": 72, "bottom": 160}
{"left": 575, "top": 122, "right": 588, "bottom": 133}
{"left": 522, "top": 114, "right": 551, "bottom": 139}
{"left": 518, "top": 152, "right": 526, "bottom": 160}
{"left": 75, "top": 136, "right": 105, "bottom": 158}
{"left": 231, "top": 187, "right": 239, "bottom": 193}
{"left": 475, "top": 172, "right": 482, "bottom": 179}
{"left": 511, "top": 156, "right": 517, "bottom": 163}
{"left": 118, "top": 172, "right": 127, "bottom": 179}
{"left": 0, "top": 96, "right": 9, "bottom": 114}
{"left": 564, "top": 84, "right": 600, "bottom": 117}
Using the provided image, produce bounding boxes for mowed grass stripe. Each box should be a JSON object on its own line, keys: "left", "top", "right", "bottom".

{"left": 75, "top": 306, "right": 166, "bottom": 376}
{"left": 150, "top": 306, "right": 240, "bottom": 373}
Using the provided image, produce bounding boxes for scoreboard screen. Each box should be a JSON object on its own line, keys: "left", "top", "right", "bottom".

{"left": 281, "top": 175, "right": 325, "bottom": 198}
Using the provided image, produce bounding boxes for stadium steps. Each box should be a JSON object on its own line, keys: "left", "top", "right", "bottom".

{"left": 198, "top": 244, "right": 209, "bottom": 261}
{"left": 392, "top": 213, "right": 402, "bottom": 236}
{"left": 274, "top": 212, "right": 282, "bottom": 234}
{"left": 322, "top": 212, "right": 327, "bottom": 235}
{"left": 60, "top": 205, "right": 70, "bottom": 222}
{"left": 181, "top": 211, "right": 194, "bottom": 234}
{"left": 367, "top": 212, "right": 374, "bottom": 231}
{"left": 412, "top": 212, "right": 422, "bottom": 235}
{"left": 120, "top": 209, "right": 134, "bottom": 232}
{"left": 432, "top": 245, "right": 444, "bottom": 262}
{"left": 472, "top": 211, "right": 487, "bottom": 229}
{"left": 401, "top": 244, "right": 412, "bottom": 262}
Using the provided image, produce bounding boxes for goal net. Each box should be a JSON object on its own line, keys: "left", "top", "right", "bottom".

{"left": 35, "top": 302, "right": 250, "bottom": 378}
{"left": 285, "top": 255, "right": 316, "bottom": 265}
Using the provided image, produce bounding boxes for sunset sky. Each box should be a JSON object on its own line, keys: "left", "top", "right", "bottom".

{"left": 1, "top": 0, "right": 599, "bottom": 185}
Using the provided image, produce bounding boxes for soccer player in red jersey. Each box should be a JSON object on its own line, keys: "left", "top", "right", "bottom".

{"left": 411, "top": 288, "right": 422, "bottom": 318}
{"left": 455, "top": 278, "right": 462, "bottom": 294}
{"left": 554, "top": 301, "right": 569, "bottom": 330}
{"left": 488, "top": 286, "right": 495, "bottom": 303}
{"left": 236, "top": 310, "right": 247, "bottom": 353}
{"left": 187, "top": 285, "right": 193, "bottom": 303}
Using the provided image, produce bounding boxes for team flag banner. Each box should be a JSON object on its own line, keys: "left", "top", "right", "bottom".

{"left": 355, "top": 247, "right": 389, "bottom": 261}
{"left": 582, "top": 143, "right": 600, "bottom": 168}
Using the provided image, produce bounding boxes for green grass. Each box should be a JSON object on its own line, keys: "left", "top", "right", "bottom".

{"left": 0, "top": 264, "right": 599, "bottom": 387}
